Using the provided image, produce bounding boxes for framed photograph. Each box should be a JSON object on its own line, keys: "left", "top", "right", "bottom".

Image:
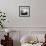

{"left": 19, "top": 6, "right": 30, "bottom": 17}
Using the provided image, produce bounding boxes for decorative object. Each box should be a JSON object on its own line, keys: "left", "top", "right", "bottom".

{"left": 19, "top": 6, "right": 30, "bottom": 17}
{"left": 1, "top": 31, "right": 13, "bottom": 46}
{"left": 0, "top": 10, "right": 6, "bottom": 28}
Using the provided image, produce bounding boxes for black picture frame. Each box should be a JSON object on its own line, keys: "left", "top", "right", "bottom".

{"left": 19, "top": 6, "right": 30, "bottom": 17}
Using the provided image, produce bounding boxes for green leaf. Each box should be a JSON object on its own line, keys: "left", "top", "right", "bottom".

{"left": 0, "top": 12, "right": 2, "bottom": 13}
{"left": 1, "top": 25, "right": 3, "bottom": 28}
{"left": 3, "top": 16, "right": 6, "bottom": 17}
{"left": 1, "top": 19, "right": 6, "bottom": 21}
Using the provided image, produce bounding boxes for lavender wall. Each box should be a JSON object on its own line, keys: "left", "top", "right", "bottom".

{"left": 0, "top": 0, "right": 46, "bottom": 46}
{"left": 0, "top": 0, "right": 46, "bottom": 27}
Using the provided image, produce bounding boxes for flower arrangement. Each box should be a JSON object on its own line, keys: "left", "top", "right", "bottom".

{"left": 0, "top": 10, "right": 6, "bottom": 28}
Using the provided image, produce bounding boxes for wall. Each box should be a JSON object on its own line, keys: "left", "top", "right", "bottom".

{"left": 0, "top": 0, "right": 46, "bottom": 46}
{"left": 0, "top": 0, "right": 46, "bottom": 28}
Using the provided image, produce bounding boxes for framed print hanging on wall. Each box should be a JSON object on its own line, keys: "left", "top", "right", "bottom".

{"left": 19, "top": 6, "right": 30, "bottom": 17}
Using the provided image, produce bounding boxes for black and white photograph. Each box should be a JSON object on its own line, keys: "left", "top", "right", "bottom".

{"left": 19, "top": 6, "right": 30, "bottom": 17}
